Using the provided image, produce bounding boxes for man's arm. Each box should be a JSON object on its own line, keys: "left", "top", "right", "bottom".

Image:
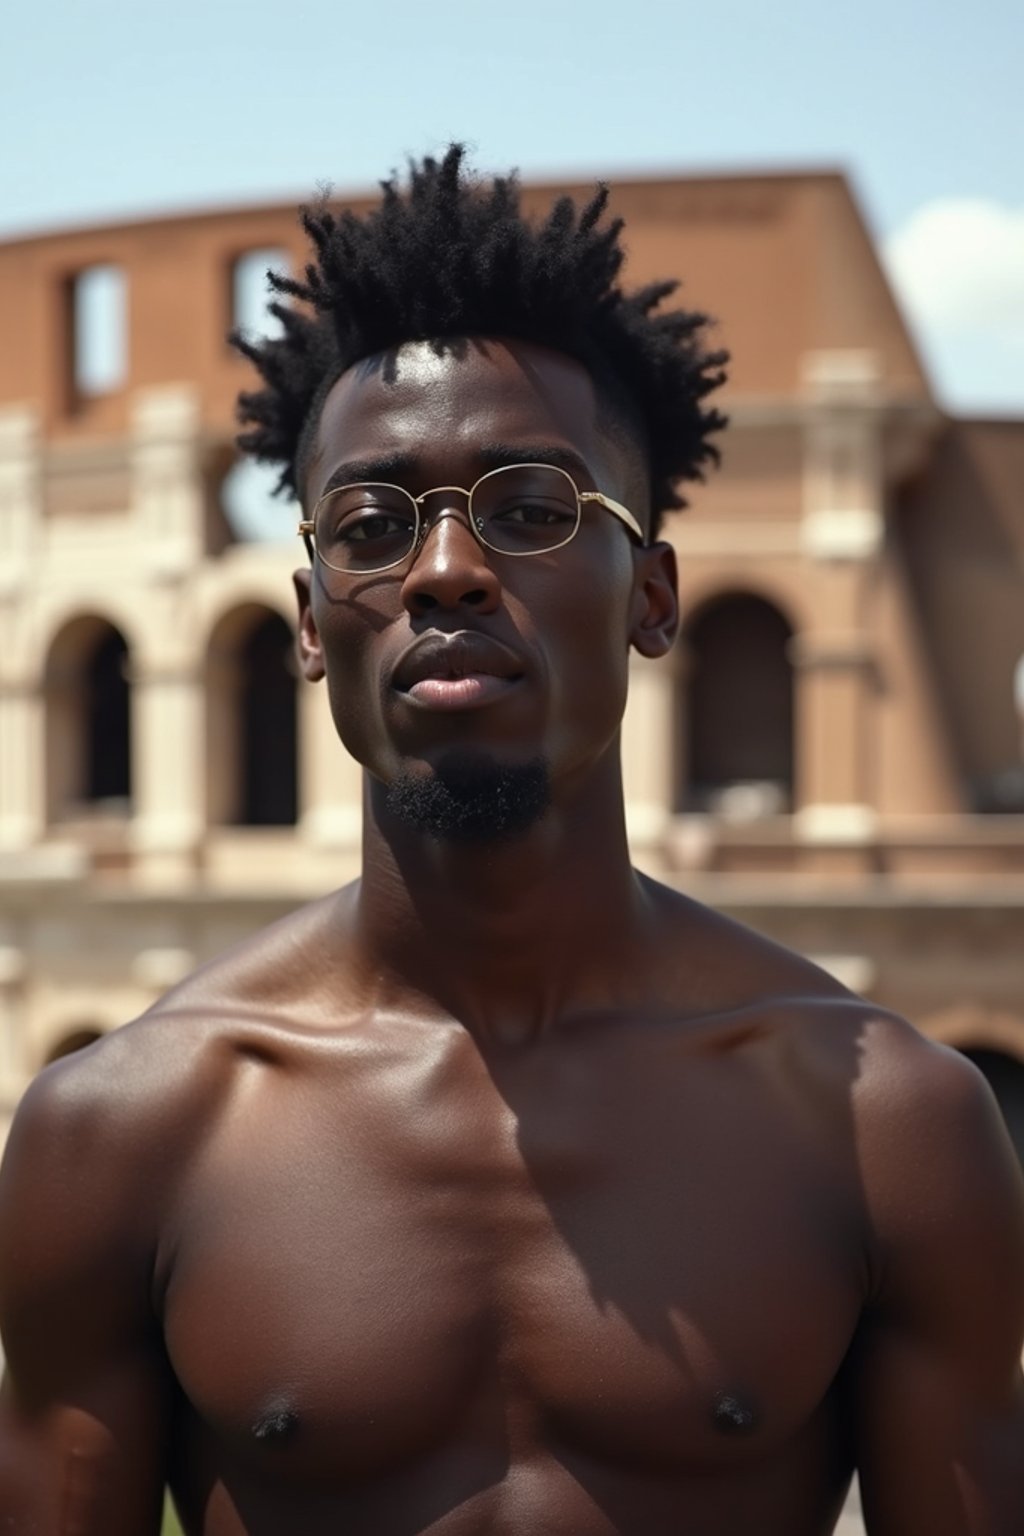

{"left": 0, "top": 1052, "right": 171, "bottom": 1532}
{"left": 853, "top": 1024, "right": 1024, "bottom": 1535}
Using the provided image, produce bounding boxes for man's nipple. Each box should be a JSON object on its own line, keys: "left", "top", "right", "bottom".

{"left": 252, "top": 1399, "right": 299, "bottom": 1444}
{"left": 712, "top": 1390, "right": 759, "bottom": 1435}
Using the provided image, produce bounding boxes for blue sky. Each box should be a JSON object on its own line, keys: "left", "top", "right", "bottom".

{"left": 4, "top": 0, "right": 1022, "bottom": 411}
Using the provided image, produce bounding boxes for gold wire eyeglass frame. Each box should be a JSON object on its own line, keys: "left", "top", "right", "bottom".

{"left": 297, "top": 462, "right": 645, "bottom": 575}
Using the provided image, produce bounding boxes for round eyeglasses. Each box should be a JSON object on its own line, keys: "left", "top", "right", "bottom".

{"left": 297, "top": 462, "right": 645, "bottom": 576}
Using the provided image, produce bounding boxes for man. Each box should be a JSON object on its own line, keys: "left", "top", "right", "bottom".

{"left": 1, "top": 146, "right": 1022, "bottom": 1535}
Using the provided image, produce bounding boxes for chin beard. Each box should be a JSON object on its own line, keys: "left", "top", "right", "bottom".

{"left": 383, "top": 752, "right": 551, "bottom": 845}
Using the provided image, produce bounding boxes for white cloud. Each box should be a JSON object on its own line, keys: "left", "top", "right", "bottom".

{"left": 883, "top": 199, "right": 1024, "bottom": 413}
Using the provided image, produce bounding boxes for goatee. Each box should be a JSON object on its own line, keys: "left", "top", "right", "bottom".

{"left": 384, "top": 752, "right": 551, "bottom": 845}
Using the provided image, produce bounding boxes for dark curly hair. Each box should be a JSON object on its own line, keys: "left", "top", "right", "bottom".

{"left": 232, "top": 144, "right": 728, "bottom": 534}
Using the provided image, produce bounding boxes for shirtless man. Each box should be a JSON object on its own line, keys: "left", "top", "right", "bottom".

{"left": 1, "top": 146, "right": 1022, "bottom": 1536}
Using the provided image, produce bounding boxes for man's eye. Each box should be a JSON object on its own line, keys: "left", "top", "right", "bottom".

{"left": 338, "top": 512, "right": 414, "bottom": 542}
{"left": 497, "top": 502, "right": 574, "bottom": 526}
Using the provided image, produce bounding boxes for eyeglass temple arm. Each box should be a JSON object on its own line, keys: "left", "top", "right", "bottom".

{"left": 578, "top": 492, "right": 645, "bottom": 543}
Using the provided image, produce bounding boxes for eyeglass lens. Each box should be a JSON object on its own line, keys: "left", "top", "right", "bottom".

{"left": 313, "top": 464, "right": 582, "bottom": 573}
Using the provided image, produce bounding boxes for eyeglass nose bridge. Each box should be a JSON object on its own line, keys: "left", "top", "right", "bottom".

{"left": 409, "top": 488, "right": 486, "bottom": 556}
{"left": 412, "top": 484, "right": 472, "bottom": 510}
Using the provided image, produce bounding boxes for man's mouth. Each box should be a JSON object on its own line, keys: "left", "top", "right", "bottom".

{"left": 392, "top": 631, "right": 525, "bottom": 712}
{"left": 406, "top": 673, "right": 517, "bottom": 707}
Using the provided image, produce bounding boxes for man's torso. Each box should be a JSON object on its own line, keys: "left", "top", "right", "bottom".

{"left": 140, "top": 892, "right": 871, "bottom": 1535}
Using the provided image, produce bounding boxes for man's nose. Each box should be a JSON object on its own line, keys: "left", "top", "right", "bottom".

{"left": 399, "top": 504, "right": 501, "bottom": 617}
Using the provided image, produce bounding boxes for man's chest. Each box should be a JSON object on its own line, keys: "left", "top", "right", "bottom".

{"left": 159, "top": 1029, "right": 865, "bottom": 1479}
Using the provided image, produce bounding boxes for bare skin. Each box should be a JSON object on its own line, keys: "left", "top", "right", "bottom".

{"left": 1, "top": 338, "right": 1023, "bottom": 1535}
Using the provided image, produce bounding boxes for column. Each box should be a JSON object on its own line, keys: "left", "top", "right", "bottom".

{"left": 131, "top": 384, "right": 204, "bottom": 578}
{"left": 0, "top": 685, "right": 45, "bottom": 851}
{"left": 0, "top": 406, "right": 44, "bottom": 849}
{"left": 622, "top": 654, "right": 676, "bottom": 862}
{"left": 130, "top": 386, "right": 206, "bottom": 882}
{"left": 131, "top": 658, "right": 205, "bottom": 883}
{"left": 794, "top": 351, "right": 883, "bottom": 854}
{"left": 0, "top": 943, "right": 27, "bottom": 1150}
{"left": 298, "top": 685, "right": 363, "bottom": 855}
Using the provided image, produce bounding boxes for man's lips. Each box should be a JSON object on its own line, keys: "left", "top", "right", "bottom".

{"left": 392, "top": 631, "right": 525, "bottom": 695}
{"left": 405, "top": 673, "right": 517, "bottom": 709}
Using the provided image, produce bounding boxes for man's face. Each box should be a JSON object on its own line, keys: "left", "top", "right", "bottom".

{"left": 295, "top": 337, "right": 677, "bottom": 813}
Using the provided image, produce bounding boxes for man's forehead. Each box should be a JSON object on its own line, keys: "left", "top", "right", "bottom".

{"left": 306, "top": 337, "right": 614, "bottom": 499}
{"left": 318, "top": 338, "right": 601, "bottom": 436}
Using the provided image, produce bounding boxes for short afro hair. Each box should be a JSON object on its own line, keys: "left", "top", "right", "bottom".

{"left": 232, "top": 144, "right": 728, "bottom": 533}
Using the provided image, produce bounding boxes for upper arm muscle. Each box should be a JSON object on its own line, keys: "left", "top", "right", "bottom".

{"left": 854, "top": 1030, "right": 1024, "bottom": 1535}
{"left": 0, "top": 1059, "right": 170, "bottom": 1533}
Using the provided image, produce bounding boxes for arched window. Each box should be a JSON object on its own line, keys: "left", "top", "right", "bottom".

{"left": 86, "top": 628, "right": 131, "bottom": 803}
{"left": 679, "top": 593, "right": 794, "bottom": 815}
{"left": 68, "top": 264, "right": 127, "bottom": 399}
{"left": 46, "top": 617, "right": 133, "bottom": 820}
{"left": 960, "top": 1048, "right": 1024, "bottom": 1175}
{"left": 220, "top": 457, "right": 298, "bottom": 544}
{"left": 207, "top": 606, "right": 297, "bottom": 827}
{"left": 230, "top": 247, "right": 290, "bottom": 341}
{"left": 241, "top": 614, "right": 298, "bottom": 825}
{"left": 975, "top": 654, "right": 1024, "bottom": 812}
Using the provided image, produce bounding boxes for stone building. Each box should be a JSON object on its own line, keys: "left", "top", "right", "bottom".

{"left": 1, "top": 168, "right": 1023, "bottom": 1169}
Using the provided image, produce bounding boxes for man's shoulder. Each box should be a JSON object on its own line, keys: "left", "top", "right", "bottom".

{"left": 1, "top": 1006, "right": 218, "bottom": 1238}
{"left": 149, "top": 885, "right": 351, "bottom": 1024}
{"left": 1, "top": 888, "right": 354, "bottom": 1210}
{"left": 644, "top": 878, "right": 969, "bottom": 1105}
{"left": 649, "top": 885, "right": 1024, "bottom": 1278}
{"left": 845, "top": 1013, "right": 1024, "bottom": 1360}
{"left": 645, "top": 875, "right": 862, "bottom": 1021}
{"left": 850, "top": 1010, "right": 1023, "bottom": 1220}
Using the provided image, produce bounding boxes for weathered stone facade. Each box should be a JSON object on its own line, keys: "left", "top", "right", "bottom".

{"left": 1, "top": 170, "right": 1022, "bottom": 1162}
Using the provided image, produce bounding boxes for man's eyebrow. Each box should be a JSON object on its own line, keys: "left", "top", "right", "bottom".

{"left": 474, "top": 442, "right": 593, "bottom": 481}
{"left": 317, "top": 443, "right": 594, "bottom": 499}
{"left": 319, "top": 453, "right": 420, "bottom": 496}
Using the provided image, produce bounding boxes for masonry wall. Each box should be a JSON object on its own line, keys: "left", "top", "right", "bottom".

{"left": 1, "top": 173, "right": 1023, "bottom": 1148}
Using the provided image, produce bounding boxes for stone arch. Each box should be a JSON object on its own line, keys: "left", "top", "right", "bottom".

{"left": 44, "top": 614, "right": 133, "bottom": 822}
{"left": 206, "top": 603, "right": 298, "bottom": 826}
{"left": 679, "top": 570, "right": 806, "bottom": 641}
{"left": 921, "top": 1004, "right": 1024, "bottom": 1064}
{"left": 35, "top": 597, "right": 145, "bottom": 687}
{"left": 677, "top": 590, "right": 795, "bottom": 815}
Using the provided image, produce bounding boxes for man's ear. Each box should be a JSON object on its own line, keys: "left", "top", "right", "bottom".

{"left": 293, "top": 568, "right": 325, "bottom": 682}
{"left": 629, "top": 541, "right": 680, "bottom": 659}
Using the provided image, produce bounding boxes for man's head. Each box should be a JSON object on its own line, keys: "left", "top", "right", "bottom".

{"left": 232, "top": 149, "right": 728, "bottom": 844}
{"left": 233, "top": 144, "right": 727, "bottom": 533}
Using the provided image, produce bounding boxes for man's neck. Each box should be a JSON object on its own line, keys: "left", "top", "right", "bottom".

{"left": 352, "top": 752, "right": 652, "bottom": 1045}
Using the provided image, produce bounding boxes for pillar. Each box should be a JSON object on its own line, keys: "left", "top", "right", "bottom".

{"left": 794, "top": 351, "right": 884, "bottom": 854}
{"left": 622, "top": 654, "right": 676, "bottom": 859}
{"left": 0, "top": 406, "right": 44, "bottom": 849}
{"left": 298, "top": 685, "right": 363, "bottom": 855}
{"left": 129, "top": 386, "right": 206, "bottom": 881}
